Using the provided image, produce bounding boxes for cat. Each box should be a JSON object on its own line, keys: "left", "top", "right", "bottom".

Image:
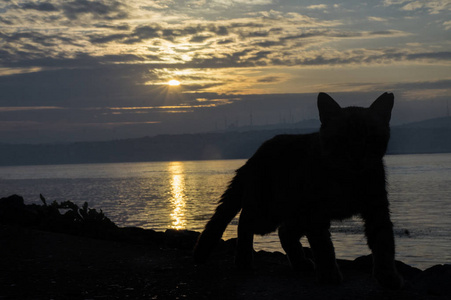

{"left": 193, "top": 92, "right": 403, "bottom": 289}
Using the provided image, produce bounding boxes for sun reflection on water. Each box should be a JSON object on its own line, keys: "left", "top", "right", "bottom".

{"left": 168, "top": 162, "right": 187, "bottom": 230}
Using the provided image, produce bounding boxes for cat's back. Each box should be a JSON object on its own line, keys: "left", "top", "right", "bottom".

{"left": 230, "top": 133, "right": 322, "bottom": 223}
{"left": 240, "top": 132, "right": 321, "bottom": 174}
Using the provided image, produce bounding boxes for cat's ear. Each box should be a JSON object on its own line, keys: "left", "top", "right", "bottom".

{"left": 370, "top": 92, "right": 394, "bottom": 124}
{"left": 318, "top": 92, "right": 341, "bottom": 124}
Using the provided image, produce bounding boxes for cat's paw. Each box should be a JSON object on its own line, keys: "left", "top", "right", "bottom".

{"left": 316, "top": 266, "right": 343, "bottom": 285}
{"left": 290, "top": 258, "right": 316, "bottom": 272}
{"left": 374, "top": 268, "right": 404, "bottom": 290}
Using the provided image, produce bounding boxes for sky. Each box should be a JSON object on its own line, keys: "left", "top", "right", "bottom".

{"left": 0, "top": 0, "right": 450, "bottom": 143}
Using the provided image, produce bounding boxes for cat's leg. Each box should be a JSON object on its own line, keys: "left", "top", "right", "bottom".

{"left": 278, "top": 224, "right": 315, "bottom": 272}
{"left": 307, "top": 227, "right": 343, "bottom": 284}
{"left": 235, "top": 209, "right": 254, "bottom": 269}
{"left": 362, "top": 206, "right": 403, "bottom": 290}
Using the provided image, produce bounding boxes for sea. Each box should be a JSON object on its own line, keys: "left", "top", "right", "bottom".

{"left": 0, "top": 153, "right": 450, "bottom": 270}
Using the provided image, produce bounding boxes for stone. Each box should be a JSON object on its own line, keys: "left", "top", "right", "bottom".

{"left": 414, "top": 264, "right": 451, "bottom": 296}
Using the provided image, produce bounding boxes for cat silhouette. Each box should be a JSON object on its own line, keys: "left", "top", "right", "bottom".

{"left": 194, "top": 92, "right": 403, "bottom": 289}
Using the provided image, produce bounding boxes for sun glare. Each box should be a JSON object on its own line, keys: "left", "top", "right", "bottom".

{"left": 168, "top": 79, "right": 181, "bottom": 86}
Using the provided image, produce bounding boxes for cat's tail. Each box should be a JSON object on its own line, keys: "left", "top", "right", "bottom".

{"left": 193, "top": 176, "right": 243, "bottom": 264}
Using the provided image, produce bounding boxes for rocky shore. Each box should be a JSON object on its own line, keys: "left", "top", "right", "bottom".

{"left": 1, "top": 195, "right": 450, "bottom": 299}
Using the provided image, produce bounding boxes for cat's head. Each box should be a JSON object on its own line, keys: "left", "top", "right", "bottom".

{"left": 317, "top": 92, "right": 394, "bottom": 169}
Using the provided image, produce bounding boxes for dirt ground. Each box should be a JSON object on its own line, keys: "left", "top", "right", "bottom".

{"left": 1, "top": 225, "right": 449, "bottom": 300}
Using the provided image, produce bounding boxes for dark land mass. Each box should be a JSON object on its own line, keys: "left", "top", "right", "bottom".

{"left": 1, "top": 117, "right": 451, "bottom": 166}
{"left": 1, "top": 195, "right": 451, "bottom": 299}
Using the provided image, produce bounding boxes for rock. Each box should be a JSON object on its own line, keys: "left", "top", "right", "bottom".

{"left": 0, "top": 194, "right": 25, "bottom": 208}
{"left": 0, "top": 194, "right": 37, "bottom": 226}
{"left": 348, "top": 254, "right": 422, "bottom": 280}
{"left": 222, "top": 237, "right": 236, "bottom": 255}
{"left": 414, "top": 264, "right": 451, "bottom": 296}
{"left": 118, "top": 227, "right": 165, "bottom": 245}
{"left": 395, "top": 259, "right": 423, "bottom": 281}
{"left": 350, "top": 254, "right": 373, "bottom": 272}
{"left": 164, "top": 229, "right": 200, "bottom": 250}
{"left": 255, "top": 250, "right": 288, "bottom": 265}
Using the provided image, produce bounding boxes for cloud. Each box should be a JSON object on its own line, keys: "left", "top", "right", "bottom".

{"left": 94, "top": 22, "right": 130, "bottom": 30}
{"left": 256, "top": 76, "right": 281, "bottom": 83}
{"left": 306, "top": 4, "right": 328, "bottom": 10}
{"left": 86, "top": 10, "right": 338, "bottom": 45}
{"left": 384, "top": 0, "right": 450, "bottom": 14}
{"left": 61, "top": 0, "right": 129, "bottom": 20}
{"left": 80, "top": 18, "right": 410, "bottom": 73}
{"left": 7, "top": 0, "right": 130, "bottom": 25}
{"left": 368, "top": 16, "right": 387, "bottom": 22}
{"left": 406, "top": 51, "right": 451, "bottom": 60}
{"left": 20, "top": 2, "right": 58, "bottom": 12}
{"left": 0, "top": 106, "right": 63, "bottom": 112}
{"left": 0, "top": 31, "right": 77, "bottom": 49}
{"left": 390, "top": 79, "right": 451, "bottom": 90}
{"left": 89, "top": 33, "right": 129, "bottom": 44}
{"left": 0, "top": 1, "right": 449, "bottom": 143}
{"left": 383, "top": 79, "right": 451, "bottom": 101}
{"left": 189, "top": 34, "right": 214, "bottom": 43}
{"left": 216, "top": 38, "right": 235, "bottom": 45}
{"left": 0, "top": 64, "right": 157, "bottom": 106}
{"left": 90, "top": 23, "right": 230, "bottom": 45}
{"left": 270, "top": 48, "right": 451, "bottom": 67}
{"left": 382, "top": 0, "right": 410, "bottom": 5}
{"left": 2, "top": 44, "right": 449, "bottom": 100}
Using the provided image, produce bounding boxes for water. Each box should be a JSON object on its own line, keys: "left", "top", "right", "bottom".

{"left": 0, "top": 154, "right": 450, "bottom": 270}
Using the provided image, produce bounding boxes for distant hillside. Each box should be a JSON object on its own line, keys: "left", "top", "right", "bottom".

{"left": 229, "top": 119, "right": 321, "bottom": 132}
{"left": 0, "top": 117, "right": 450, "bottom": 166}
{"left": 0, "top": 129, "right": 315, "bottom": 166}
{"left": 394, "top": 116, "right": 451, "bottom": 129}
{"left": 389, "top": 117, "right": 451, "bottom": 154}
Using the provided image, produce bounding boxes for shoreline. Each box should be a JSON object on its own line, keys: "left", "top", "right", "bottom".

{"left": 0, "top": 151, "right": 450, "bottom": 168}
{"left": 1, "top": 195, "right": 451, "bottom": 299}
{"left": 1, "top": 225, "right": 451, "bottom": 299}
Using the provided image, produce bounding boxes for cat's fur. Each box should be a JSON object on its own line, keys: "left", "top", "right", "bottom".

{"left": 193, "top": 92, "right": 403, "bottom": 289}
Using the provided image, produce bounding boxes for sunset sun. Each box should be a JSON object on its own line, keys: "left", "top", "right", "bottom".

{"left": 168, "top": 79, "right": 181, "bottom": 86}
